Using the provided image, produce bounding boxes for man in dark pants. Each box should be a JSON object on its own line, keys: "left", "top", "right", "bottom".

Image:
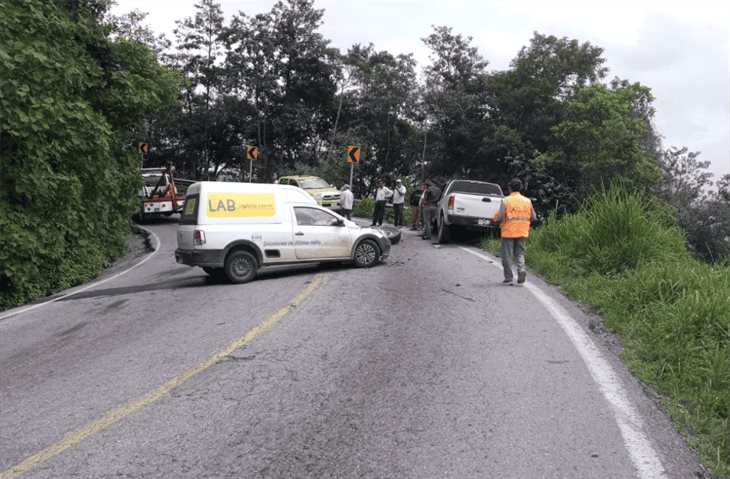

{"left": 392, "top": 179, "right": 406, "bottom": 227}
{"left": 371, "top": 179, "right": 392, "bottom": 226}
{"left": 409, "top": 182, "right": 425, "bottom": 230}
{"left": 420, "top": 180, "right": 441, "bottom": 240}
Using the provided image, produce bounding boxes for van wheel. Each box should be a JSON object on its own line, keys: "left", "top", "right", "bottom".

{"left": 353, "top": 239, "right": 380, "bottom": 268}
{"left": 224, "top": 251, "right": 257, "bottom": 284}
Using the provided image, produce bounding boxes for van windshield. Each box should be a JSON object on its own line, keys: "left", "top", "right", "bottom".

{"left": 179, "top": 194, "right": 199, "bottom": 225}
{"left": 299, "top": 178, "right": 330, "bottom": 189}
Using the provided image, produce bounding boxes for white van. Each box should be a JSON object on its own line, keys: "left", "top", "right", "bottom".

{"left": 175, "top": 182, "right": 390, "bottom": 283}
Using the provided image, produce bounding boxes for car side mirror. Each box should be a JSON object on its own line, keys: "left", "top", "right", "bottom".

{"left": 334, "top": 218, "right": 345, "bottom": 226}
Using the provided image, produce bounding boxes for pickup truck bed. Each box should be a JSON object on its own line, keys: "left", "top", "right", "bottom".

{"left": 434, "top": 179, "right": 503, "bottom": 243}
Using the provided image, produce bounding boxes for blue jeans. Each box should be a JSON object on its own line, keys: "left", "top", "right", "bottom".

{"left": 392, "top": 203, "right": 404, "bottom": 226}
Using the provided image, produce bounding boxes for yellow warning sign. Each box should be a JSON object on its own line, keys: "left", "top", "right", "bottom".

{"left": 347, "top": 145, "right": 360, "bottom": 163}
{"left": 207, "top": 193, "right": 276, "bottom": 218}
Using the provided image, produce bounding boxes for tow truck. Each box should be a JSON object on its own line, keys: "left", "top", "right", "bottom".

{"left": 136, "top": 161, "right": 185, "bottom": 221}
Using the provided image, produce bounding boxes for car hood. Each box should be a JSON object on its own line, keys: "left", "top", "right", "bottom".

{"left": 305, "top": 187, "right": 340, "bottom": 195}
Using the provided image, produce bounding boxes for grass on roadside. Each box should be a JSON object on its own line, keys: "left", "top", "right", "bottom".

{"left": 483, "top": 185, "right": 730, "bottom": 478}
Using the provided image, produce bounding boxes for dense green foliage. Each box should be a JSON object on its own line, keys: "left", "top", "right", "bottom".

{"left": 494, "top": 186, "right": 729, "bottom": 477}
{"left": 0, "top": 0, "right": 182, "bottom": 308}
{"left": 655, "top": 147, "right": 730, "bottom": 262}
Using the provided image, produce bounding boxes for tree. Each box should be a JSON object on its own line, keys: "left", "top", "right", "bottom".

{"left": 0, "top": 0, "right": 181, "bottom": 307}
{"left": 490, "top": 32, "right": 608, "bottom": 151}
{"left": 654, "top": 148, "right": 730, "bottom": 262}
{"left": 536, "top": 82, "right": 662, "bottom": 204}
{"left": 224, "top": 0, "right": 338, "bottom": 177}
{"left": 336, "top": 44, "right": 420, "bottom": 184}
{"left": 656, "top": 147, "right": 713, "bottom": 205}
{"left": 165, "top": 0, "right": 225, "bottom": 178}
{"left": 421, "top": 25, "right": 493, "bottom": 179}
{"left": 107, "top": 9, "right": 171, "bottom": 54}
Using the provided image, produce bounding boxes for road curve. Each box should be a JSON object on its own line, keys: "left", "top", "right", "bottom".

{"left": 0, "top": 218, "right": 704, "bottom": 478}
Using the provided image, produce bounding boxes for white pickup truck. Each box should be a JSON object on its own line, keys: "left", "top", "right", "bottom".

{"left": 433, "top": 179, "right": 504, "bottom": 243}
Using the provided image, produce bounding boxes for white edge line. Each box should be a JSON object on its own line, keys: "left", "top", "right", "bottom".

{"left": 459, "top": 245, "right": 667, "bottom": 479}
{"left": 0, "top": 227, "right": 161, "bottom": 322}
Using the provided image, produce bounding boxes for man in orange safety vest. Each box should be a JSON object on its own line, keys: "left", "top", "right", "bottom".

{"left": 492, "top": 178, "right": 537, "bottom": 285}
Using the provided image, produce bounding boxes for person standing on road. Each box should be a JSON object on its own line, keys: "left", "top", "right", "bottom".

{"left": 409, "top": 181, "right": 425, "bottom": 230}
{"left": 492, "top": 178, "right": 537, "bottom": 285}
{"left": 420, "top": 180, "right": 441, "bottom": 240}
{"left": 371, "top": 179, "right": 392, "bottom": 226}
{"left": 340, "top": 184, "right": 354, "bottom": 220}
{"left": 392, "top": 179, "right": 406, "bottom": 227}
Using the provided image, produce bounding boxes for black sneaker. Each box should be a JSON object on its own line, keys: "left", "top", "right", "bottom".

{"left": 517, "top": 271, "right": 526, "bottom": 284}
{"left": 502, "top": 279, "right": 513, "bottom": 285}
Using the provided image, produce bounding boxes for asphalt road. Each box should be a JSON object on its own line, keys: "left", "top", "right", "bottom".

{"left": 0, "top": 217, "right": 706, "bottom": 478}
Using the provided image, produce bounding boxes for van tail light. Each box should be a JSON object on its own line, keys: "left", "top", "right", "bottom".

{"left": 193, "top": 229, "right": 206, "bottom": 245}
{"left": 447, "top": 195, "right": 455, "bottom": 211}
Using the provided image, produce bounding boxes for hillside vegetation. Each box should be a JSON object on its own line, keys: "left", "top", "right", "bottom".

{"left": 486, "top": 186, "right": 729, "bottom": 477}
{"left": 0, "top": 0, "right": 182, "bottom": 308}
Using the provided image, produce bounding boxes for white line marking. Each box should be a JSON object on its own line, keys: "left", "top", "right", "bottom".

{"left": 459, "top": 246, "right": 667, "bottom": 479}
{"left": 0, "top": 227, "right": 161, "bottom": 321}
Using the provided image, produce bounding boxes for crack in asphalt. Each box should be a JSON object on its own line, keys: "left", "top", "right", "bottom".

{"left": 440, "top": 288, "right": 476, "bottom": 302}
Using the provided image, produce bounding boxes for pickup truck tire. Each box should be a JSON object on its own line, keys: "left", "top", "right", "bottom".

{"left": 436, "top": 214, "right": 450, "bottom": 244}
{"left": 224, "top": 250, "right": 258, "bottom": 284}
{"left": 353, "top": 239, "right": 380, "bottom": 268}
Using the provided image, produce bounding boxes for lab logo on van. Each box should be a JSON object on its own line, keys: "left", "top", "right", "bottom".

{"left": 207, "top": 193, "right": 276, "bottom": 218}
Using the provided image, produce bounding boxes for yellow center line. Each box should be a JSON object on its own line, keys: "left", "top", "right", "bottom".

{"left": 0, "top": 273, "right": 326, "bottom": 479}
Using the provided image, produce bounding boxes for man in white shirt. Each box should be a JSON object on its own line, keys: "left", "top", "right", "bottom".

{"left": 340, "top": 184, "right": 354, "bottom": 220}
{"left": 391, "top": 179, "right": 406, "bottom": 227}
{"left": 371, "top": 179, "right": 392, "bottom": 226}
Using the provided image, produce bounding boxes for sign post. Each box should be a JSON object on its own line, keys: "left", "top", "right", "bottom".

{"left": 246, "top": 145, "right": 259, "bottom": 183}
{"left": 347, "top": 145, "right": 360, "bottom": 187}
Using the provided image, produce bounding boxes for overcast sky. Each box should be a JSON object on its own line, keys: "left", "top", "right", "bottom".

{"left": 111, "top": 0, "right": 730, "bottom": 182}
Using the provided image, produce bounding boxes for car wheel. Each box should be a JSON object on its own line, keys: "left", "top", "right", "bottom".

{"left": 353, "top": 239, "right": 380, "bottom": 268}
{"left": 224, "top": 250, "right": 258, "bottom": 284}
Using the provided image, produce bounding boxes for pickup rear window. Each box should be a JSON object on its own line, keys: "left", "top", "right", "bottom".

{"left": 448, "top": 181, "right": 502, "bottom": 196}
{"left": 179, "top": 194, "right": 199, "bottom": 225}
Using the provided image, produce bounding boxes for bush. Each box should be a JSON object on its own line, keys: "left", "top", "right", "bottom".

{"left": 531, "top": 185, "right": 688, "bottom": 275}
{"left": 353, "top": 197, "right": 374, "bottom": 218}
{"left": 0, "top": 1, "right": 181, "bottom": 309}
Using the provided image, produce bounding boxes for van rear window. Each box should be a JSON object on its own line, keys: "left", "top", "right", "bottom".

{"left": 180, "top": 194, "right": 199, "bottom": 225}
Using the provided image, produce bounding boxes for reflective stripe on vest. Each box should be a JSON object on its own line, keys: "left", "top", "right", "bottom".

{"left": 500, "top": 193, "right": 532, "bottom": 238}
